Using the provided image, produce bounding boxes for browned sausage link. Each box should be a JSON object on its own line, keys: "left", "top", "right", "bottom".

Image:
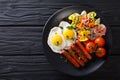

{"left": 68, "top": 47, "right": 85, "bottom": 67}
{"left": 75, "top": 45, "right": 88, "bottom": 63}
{"left": 76, "top": 40, "right": 92, "bottom": 60}
{"left": 80, "top": 54, "right": 88, "bottom": 63}
{"left": 71, "top": 43, "right": 76, "bottom": 51}
{"left": 61, "top": 50, "right": 80, "bottom": 68}
{"left": 71, "top": 43, "right": 88, "bottom": 63}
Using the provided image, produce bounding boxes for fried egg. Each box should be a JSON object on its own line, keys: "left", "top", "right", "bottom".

{"left": 59, "top": 21, "right": 77, "bottom": 49}
{"left": 47, "top": 27, "right": 66, "bottom": 53}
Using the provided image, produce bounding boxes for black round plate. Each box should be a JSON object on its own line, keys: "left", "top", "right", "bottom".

{"left": 42, "top": 6, "right": 112, "bottom": 76}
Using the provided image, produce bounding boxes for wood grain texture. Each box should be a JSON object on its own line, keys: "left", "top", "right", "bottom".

{"left": 0, "top": 56, "right": 119, "bottom": 80}
{"left": 0, "top": 27, "right": 43, "bottom": 55}
{"left": 0, "top": 0, "right": 119, "bottom": 25}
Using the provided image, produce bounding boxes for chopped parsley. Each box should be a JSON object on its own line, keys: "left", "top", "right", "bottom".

{"left": 80, "top": 52, "right": 83, "bottom": 55}
{"left": 67, "top": 26, "right": 74, "bottom": 30}
{"left": 66, "top": 52, "right": 71, "bottom": 55}
{"left": 71, "top": 51, "right": 75, "bottom": 54}
{"left": 71, "top": 38, "right": 75, "bottom": 41}
{"left": 56, "top": 41, "right": 59, "bottom": 46}
{"left": 60, "top": 26, "right": 63, "bottom": 29}
{"left": 66, "top": 35, "right": 69, "bottom": 39}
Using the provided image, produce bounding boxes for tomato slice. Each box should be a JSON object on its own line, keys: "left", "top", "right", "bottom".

{"left": 95, "top": 47, "right": 106, "bottom": 58}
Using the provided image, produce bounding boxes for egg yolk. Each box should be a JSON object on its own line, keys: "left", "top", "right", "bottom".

{"left": 63, "top": 29, "right": 75, "bottom": 40}
{"left": 51, "top": 34, "right": 62, "bottom": 46}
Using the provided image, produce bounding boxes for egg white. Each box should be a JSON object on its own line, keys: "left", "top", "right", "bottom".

{"left": 63, "top": 28, "right": 77, "bottom": 49}
{"left": 59, "top": 21, "right": 77, "bottom": 49}
{"left": 47, "top": 27, "right": 66, "bottom": 53}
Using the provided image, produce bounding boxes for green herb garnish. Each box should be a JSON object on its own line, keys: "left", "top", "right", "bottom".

{"left": 71, "top": 38, "right": 75, "bottom": 41}
{"left": 80, "top": 52, "right": 83, "bottom": 55}
{"left": 60, "top": 26, "right": 63, "bottom": 29}
{"left": 71, "top": 51, "right": 75, "bottom": 54}
{"left": 67, "top": 26, "right": 74, "bottom": 30}
{"left": 66, "top": 52, "right": 71, "bottom": 55}
{"left": 66, "top": 35, "right": 69, "bottom": 39}
{"left": 56, "top": 41, "right": 59, "bottom": 46}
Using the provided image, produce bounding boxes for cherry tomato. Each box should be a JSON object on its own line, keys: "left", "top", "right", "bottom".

{"left": 86, "top": 41, "right": 96, "bottom": 53}
{"left": 83, "top": 40, "right": 90, "bottom": 45}
{"left": 95, "top": 47, "right": 106, "bottom": 58}
{"left": 94, "top": 37, "right": 105, "bottom": 47}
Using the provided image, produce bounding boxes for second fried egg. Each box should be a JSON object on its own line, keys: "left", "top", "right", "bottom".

{"left": 59, "top": 21, "right": 77, "bottom": 49}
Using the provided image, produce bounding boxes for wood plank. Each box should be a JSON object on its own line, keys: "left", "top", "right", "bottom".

{"left": 0, "top": 56, "right": 54, "bottom": 74}
{"left": 0, "top": 26, "right": 118, "bottom": 55}
{"left": 0, "top": 56, "right": 119, "bottom": 80}
{"left": 110, "top": 27, "right": 120, "bottom": 55}
{"left": 0, "top": 0, "right": 119, "bottom": 25}
{"left": 0, "top": 27, "right": 43, "bottom": 55}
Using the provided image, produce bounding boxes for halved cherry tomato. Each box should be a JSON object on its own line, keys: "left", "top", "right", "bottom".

{"left": 94, "top": 37, "right": 105, "bottom": 47}
{"left": 86, "top": 41, "right": 95, "bottom": 53}
{"left": 95, "top": 47, "right": 106, "bottom": 58}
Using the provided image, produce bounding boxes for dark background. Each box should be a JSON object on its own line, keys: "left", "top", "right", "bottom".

{"left": 0, "top": 0, "right": 119, "bottom": 80}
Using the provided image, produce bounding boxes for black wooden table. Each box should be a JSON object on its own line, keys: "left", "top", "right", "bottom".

{"left": 0, "top": 0, "right": 119, "bottom": 80}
